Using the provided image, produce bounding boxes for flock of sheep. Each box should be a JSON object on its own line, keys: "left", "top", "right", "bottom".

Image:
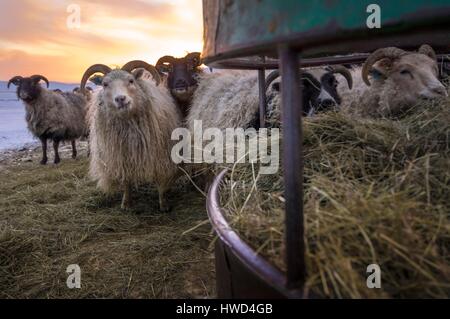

{"left": 7, "top": 44, "right": 449, "bottom": 210}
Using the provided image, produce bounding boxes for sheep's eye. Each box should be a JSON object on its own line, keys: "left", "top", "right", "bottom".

{"left": 400, "top": 70, "right": 412, "bottom": 76}
{"left": 129, "top": 79, "right": 134, "bottom": 84}
{"left": 103, "top": 82, "right": 108, "bottom": 87}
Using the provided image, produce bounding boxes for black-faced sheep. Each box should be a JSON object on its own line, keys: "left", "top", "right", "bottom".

{"left": 339, "top": 45, "right": 448, "bottom": 117}
{"left": 263, "top": 66, "right": 353, "bottom": 123}
{"left": 185, "top": 66, "right": 352, "bottom": 133}
{"left": 7, "top": 75, "right": 87, "bottom": 164}
{"left": 156, "top": 52, "right": 202, "bottom": 116}
{"left": 80, "top": 61, "right": 182, "bottom": 210}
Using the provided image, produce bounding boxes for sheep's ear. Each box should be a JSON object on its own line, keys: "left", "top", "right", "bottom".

{"left": 133, "top": 68, "right": 145, "bottom": 79}
{"left": 371, "top": 58, "right": 392, "bottom": 77}
{"left": 368, "top": 58, "right": 392, "bottom": 83}
{"left": 369, "top": 68, "right": 386, "bottom": 81}
{"left": 272, "top": 82, "right": 280, "bottom": 92}
{"left": 89, "top": 75, "right": 104, "bottom": 86}
{"left": 156, "top": 63, "right": 171, "bottom": 74}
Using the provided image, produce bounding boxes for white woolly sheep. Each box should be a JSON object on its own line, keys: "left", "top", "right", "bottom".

{"left": 186, "top": 70, "right": 261, "bottom": 131}
{"left": 7, "top": 75, "right": 87, "bottom": 164}
{"left": 80, "top": 61, "right": 182, "bottom": 210}
{"left": 338, "top": 45, "right": 448, "bottom": 117}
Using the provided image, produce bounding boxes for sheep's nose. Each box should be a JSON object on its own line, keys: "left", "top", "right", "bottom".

{"left": 432, "top": 85, "right": 448, "bottom": 97}
{"left": 319, "top": 98, "right": 335, "bottom": 108}
{"left": 115, "top": 95, "right": 127, "bottom": 104}
{"left": 175, "top": 79, "right": 188, "bottom": 89}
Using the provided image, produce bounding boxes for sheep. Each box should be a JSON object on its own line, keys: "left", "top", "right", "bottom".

{"left": 7, "top": 75, "right": 87, "bottom": 164}
{"left": 440, "top": 60, "right": 450, "bottom": 81}
{"left": 73, "top": 86, "right": 94, "bottom": 101}
{"left": 185, "top": 65, "right": 352, "bottom": 133}
{"left": 262, "top": 65, "right": 353, "bottom": 126}
{"left": 156, "top": 52, "right": 202, "bottom": 116}
{"left": 338, "top": 45, "right": 448, "bottom": 117}
{"left": 80, "top": 61, "right": 182, "bottom": 210}
{"left": 185, "top": 70, "right": 262, "bottom": 131}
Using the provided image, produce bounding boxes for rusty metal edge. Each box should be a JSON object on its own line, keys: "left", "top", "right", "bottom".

{"left": 206, "top": 169, "right": 304, "bottom": 299}
{"left": 204, "top": 53, "right": 450, "bottom": 70}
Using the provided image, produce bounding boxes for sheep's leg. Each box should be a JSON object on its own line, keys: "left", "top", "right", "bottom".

{"left": 158, "top": 188, "right": 170, "bottom": 212}
{"left": 40, "top": 137, "right": 48, "bottom": 165}
{"left": 86, "top": 140, "right": 90, "bottom": 157}
{"left": 53, "top": 140, "right": 61, "bottom": 164}
{"left": 71, "top": 140, "right": 77, "bottom": 159}
{"left": 121, "top": 184, "right": 131, "bottom": 209}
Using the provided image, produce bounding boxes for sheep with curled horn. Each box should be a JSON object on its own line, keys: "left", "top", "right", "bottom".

{"left": 185, "top": 64, "right": 353, "bottom": 133}
{"left": 338, "top": 44, "right": 448, "bottom": 117}
{"left": 80, "top": 61, "right": 182, "bottom": 210}
{"left": 7, "top": 74, "right": 88, "bottom": 164}
{"left": 261, "top": 65, "right": 353, "bottom": 126}
{"left": 156, "top": 52, "right": 202, "bottom": 116}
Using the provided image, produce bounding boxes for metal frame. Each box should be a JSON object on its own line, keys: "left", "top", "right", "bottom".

{"left": 278, "top": 46, "right": 305, "bottom": 289}
{"left": 207, "top": 54, "right": 450, "bottom": 70}
{"left": 207, "top": 170, "right": 303, "bottom": 298}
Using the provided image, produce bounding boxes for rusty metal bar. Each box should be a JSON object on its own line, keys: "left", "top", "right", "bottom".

{"left": 278, "top": 45, "right": 305, "bottom": 290}
{"left": 258, "top": 69, "right": 266, "bottom": 128}
{"left": 204, "top": 53, "right": 450, "bottom": 70}
{"left": 258, "top": 68, "right": 267, "bottom": 129}
{"left": 205, "top": 54, "right": 367, "bottom": 69}
{"left": 207, "top": 169, "right": 303, "bottom": 298}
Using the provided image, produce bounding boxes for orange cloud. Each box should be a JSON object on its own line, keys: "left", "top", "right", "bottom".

{"left": 0, "top": 0, "right": 203, "bottom": 83}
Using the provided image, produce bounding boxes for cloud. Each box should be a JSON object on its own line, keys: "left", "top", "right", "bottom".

{"left": 0, "top": 0, "right": 203, "bottom": 82}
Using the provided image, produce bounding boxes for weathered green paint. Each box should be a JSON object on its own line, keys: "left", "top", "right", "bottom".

{"left": 203, "top": 0, "right": 450, "bottom": 60}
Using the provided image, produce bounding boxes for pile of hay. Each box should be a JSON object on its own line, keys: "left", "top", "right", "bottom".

{"left": 217, "top": 96, "right": 450, "bottom": 298}
{"left": 0, "top": 147, "right": 214, "bottom": 298}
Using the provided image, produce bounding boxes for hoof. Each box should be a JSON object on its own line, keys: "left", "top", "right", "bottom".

{"left": 72, "top": 154, "right": 77, "bottom": 159}
{"left": 40, "top": 158, "right": 48, "bottom": 165}
{"left": 121, "top": 198, "right": 131, "bottom": 210}
{"left": 159, "top": 205, "right": 170, "bottom": 213}
{"left": 121, "top": 202, "right": 131, "bottom": 210}
{"left": 54, "top": 158, "right": 61, "bottom": 164}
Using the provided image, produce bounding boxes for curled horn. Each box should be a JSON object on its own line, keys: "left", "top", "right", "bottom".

{"left": 264, "top": 70, "right": 281, "bottom": 94}
{"left": 80, "top": 64, "right": 112, "bottom": 93}
{"left": 362, "top": 47, "right": 407, "bottom": 86}
{"left": 30, "top": 75, "right": 49, "bottom": 88}
{"left": 156, "top": 55, "right": 176, "bottom": 73}
{"left": 122, "top": 60, "right": 161, "bottom": 86}
{"left": 185, "top": 52, "right": 202, "bottom": 66}
{"left": 7, "top": 76, "right": 23, "bottom": 88}
{"left": 418, "top": 44, "right": 437, "bottom": 62}
{"left": 329, "top": 65, "right": 353, "bottom": 89}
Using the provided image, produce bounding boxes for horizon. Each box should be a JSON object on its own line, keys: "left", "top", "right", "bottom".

{"left": 0, "top": 0, "right": 203, "bottom": 83}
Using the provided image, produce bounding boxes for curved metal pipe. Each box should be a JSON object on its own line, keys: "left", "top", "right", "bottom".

{"left": 207, "top": 169, "right": 303, "bottom": 298}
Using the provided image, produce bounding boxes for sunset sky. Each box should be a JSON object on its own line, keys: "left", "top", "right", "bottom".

{"left": 0, "top": 0, "right": 203, "bottom": 82}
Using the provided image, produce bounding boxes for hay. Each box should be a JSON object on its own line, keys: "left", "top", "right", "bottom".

{"left": 0, "top": 147, "right": 214, "bottom": 298}
{"left": 218, "top": 96, "right": 450, "bottom": 298}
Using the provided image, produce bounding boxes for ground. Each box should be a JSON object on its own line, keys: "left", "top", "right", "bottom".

{"left": 0, "top": 142, "right": 215, "bottom": 298}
